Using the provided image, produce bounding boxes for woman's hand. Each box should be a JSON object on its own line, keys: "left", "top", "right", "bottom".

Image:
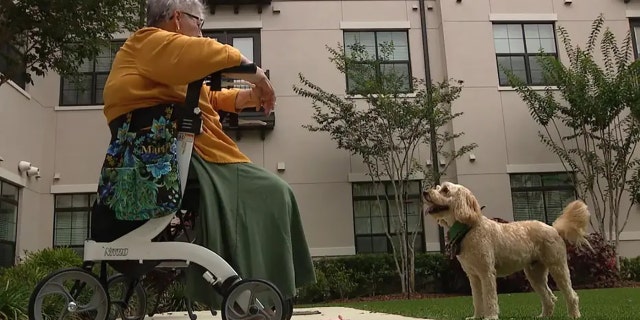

{"left": 254, "top": 74, "right": 276, "bottom": 115}
{"left": 228, "top": 67, "right": 275, "bottom": 115}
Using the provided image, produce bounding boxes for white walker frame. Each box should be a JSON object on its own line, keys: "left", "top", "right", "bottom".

{"left": 82, "top": 130, "right": 238, "bottom": 288}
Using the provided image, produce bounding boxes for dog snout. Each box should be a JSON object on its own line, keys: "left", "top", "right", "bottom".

{"left": 422, "top": 190, "right": 431, "bottom": 202}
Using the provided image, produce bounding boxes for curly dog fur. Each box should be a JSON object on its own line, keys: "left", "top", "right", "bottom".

{"left": 422, "top": 182, "right": 592, "bottom": 319}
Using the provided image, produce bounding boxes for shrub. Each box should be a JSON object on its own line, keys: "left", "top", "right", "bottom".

{"left": 296, "top": 267, "right": 330, "bottom": 303}
{"left": 0, "top": 247, "right": 83, "bottom": 320}
{"left": 0, "top": 279, "right": 30, "bottom": 320}
{"left": 339, "top": 254, "right": 397, "bottom": 296}
{"left": 565, "top": 233, "right": 619, "bottom": 289}
{"left": 414, "top": 253, "right": 450, "bottom": 293}
{"left": 296, "top": 253, "right": 457, "bottom": 303}
{"left": 620, "top": 256, "right": 640, "bottom": 282}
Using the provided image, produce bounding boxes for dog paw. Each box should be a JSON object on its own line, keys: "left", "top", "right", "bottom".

{"left": 484, "top": 316, "right": 499, "bottom": 320}
{"left": 465, "top": 317, "right": 482, "bottom": 320}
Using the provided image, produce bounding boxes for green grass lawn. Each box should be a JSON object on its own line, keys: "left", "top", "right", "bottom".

{"left": 319, "top": 287, "right": 640, "bottom": 319}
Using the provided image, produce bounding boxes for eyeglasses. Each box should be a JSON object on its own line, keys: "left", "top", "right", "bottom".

{"left": 180, "top": 11, "right": 204, "bottom": 29}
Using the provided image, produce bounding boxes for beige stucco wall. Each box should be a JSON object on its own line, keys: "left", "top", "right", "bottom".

{"left": 440, "top": 0, "right": 640, "bottom": 255}
{"left": 2, "top": 0, "right": 640, "bottom": 263}
{"left": 0, "top": 78, "right": 56, "bottom": 260}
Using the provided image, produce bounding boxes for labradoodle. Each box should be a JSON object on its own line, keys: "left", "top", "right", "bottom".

{"left": 422, "top": 182, "right": 592, "bottom": 319}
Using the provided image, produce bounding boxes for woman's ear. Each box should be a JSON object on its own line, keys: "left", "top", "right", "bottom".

{"left": 452, "top": 189, "right": 481, "bottom": 225}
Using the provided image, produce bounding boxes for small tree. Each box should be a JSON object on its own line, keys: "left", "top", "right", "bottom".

{"left": 0, "top": 0, "right": 144, "bottom": 87}
{"left": 506, "top": 14, "right": 640, "bottom": 251}
{"left": 293, "top": 42, "right": 477, "bottom": 294}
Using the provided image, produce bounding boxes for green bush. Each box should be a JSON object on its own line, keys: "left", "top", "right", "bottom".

{"left": 0, "top": 247, "right": 83, "bottom": 319}
{"left": 0, "top": 279, "right": 30, "bottom": 319}
{"left": 295, "top": 253, "right": 450, "bottom": 303}
{"left": 295, "top": 233, "right": 635, "bottom": 303}
{"left": 620, "top": 256, "right": 640, "bottom": 282}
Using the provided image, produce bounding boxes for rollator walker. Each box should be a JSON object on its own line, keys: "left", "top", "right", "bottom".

{"left": 27, "top": 64, "right": 287, "bottom": 320}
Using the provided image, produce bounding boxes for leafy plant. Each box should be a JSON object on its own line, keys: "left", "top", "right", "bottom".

{"left": 0, "top": 0, "right": 144, "bottom": 87}
{"left": 566, "top": 233, "right": 620, "bottom": 288}
{"left": 0, "top": 247, "right": 83, "bottom": 319}
{"left": 0, "top": 279, "right": 29, "bottom": 320}
{"left": 505, "top": 14, "right": 640, "bottom": 251}
{"left": 293, "top": 41, "right": 476, "bottom": 295}
{"left": 620, "top": 256, "right": 640, "bottom": 282}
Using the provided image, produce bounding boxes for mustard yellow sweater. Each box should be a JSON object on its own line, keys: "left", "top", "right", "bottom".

{"left": 103, "top": 27, "right": 250, "bottom": 163}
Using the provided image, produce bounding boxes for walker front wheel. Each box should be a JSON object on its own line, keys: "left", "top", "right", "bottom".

{"left": 221, "top": 279, "right": 285, "bottom": 320}
{"left": 28, "top": 267, "right": 110, "bottom": 320}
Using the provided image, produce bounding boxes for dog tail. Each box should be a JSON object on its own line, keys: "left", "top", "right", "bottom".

{"left": 552, "top": 200, "right": 593, "bottom": 251}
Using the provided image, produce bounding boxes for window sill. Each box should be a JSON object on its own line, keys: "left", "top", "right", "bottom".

{"left": 54, "top": 105, "right": 104, "bottom": 111}
{"left": 346, "top": 92, "right": 418, "bottom": 99}
{"left": 4, "top": 80, "right": 31, "bottom": 100}
{"left": 498, "top": 86, "right": 558, "bottom": 91}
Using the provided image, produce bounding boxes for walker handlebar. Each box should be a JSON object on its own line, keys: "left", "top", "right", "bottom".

{"left": 208, "top": 63, "right": 258, "bottom": 91}
{"left": 182, "top": 63, "right": 258, "bottom": 134}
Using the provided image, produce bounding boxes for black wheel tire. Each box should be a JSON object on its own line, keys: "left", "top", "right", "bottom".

{"left": 221, "top": 278, "right": 285, "bottom": 320}
{"left": 283, "top": 297, "right": 294, "bottom": 320}
{"left": 107, "top": 274, "right": 147, "bottom": 320}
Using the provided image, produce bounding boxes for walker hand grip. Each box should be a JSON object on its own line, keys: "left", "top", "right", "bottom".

{"left": 181, "top": 63, "right": 257, "bottom": 133}
{"left": 209, "top": 63, "right": 257, "bottom": 91}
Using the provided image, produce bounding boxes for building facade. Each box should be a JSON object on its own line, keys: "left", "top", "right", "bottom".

{"left": 2, "top": 0, "right": 640, "bottom": 268}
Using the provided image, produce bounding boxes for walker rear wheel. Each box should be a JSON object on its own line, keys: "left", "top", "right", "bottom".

{"left": 221, "top": 279, "right": 285, "bottom": 320}
{"left": 28, "top": 267, "right": 109, "bottom": 320}
{"left": 107, "top": 274, "right": 147, "bottom": 320}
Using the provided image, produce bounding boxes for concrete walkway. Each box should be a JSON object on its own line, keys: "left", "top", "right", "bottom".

{"left": 147, "top": 307, "right": 432, "bottom": 319}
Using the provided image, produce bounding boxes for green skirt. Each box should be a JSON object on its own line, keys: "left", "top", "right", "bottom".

{"left": 183, "top": 154, "right": 316, "bottom": 307}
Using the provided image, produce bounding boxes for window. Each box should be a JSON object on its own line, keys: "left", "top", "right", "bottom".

{"left": 0, "top": 42, "right": 27, "bottom": 89}
{"left": 59, "top": 41, "right": 124, "bottom": 106}
{"left": 0, "top": 180, "right": 19, "bottom": 267}
{"left": 510, "top": 172, "right": 576, "bottom": 224}
{"left": 53, "top": 193, "right": 96, "bottom": 255}
{"left": 343, "top": 30, "right": 412, "bottom": 94}
{"left": 204, "top": 30, "right": 261, "bottom": 67}
{"left": 352, "top": 181, "right": 424, "bottom": 254}
{"left": 493, "top": 23, "right": 558, "bottom": 86}
{"left": 630, "top": 19, "right": 640, "bottom": 59}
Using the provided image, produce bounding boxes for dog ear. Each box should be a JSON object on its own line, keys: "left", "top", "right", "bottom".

{"left": 452, "top": 188, "right": 482, "bottom": 225}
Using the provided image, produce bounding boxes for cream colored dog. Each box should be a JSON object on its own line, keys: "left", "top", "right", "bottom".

{"left": 422, "top": 182, "right": 592, "bottom": 320}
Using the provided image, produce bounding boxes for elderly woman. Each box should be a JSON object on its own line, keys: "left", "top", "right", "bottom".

{"left": 91, "top": 0, "right": 315, "bottom": 311}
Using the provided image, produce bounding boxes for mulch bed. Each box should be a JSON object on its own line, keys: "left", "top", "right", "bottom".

{"left": 329, "top": 292, "right": 463, "bottom": 303}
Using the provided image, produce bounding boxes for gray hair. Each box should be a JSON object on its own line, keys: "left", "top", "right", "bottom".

{"left": 146, "top": 0, "right": 205, "bottom": 27}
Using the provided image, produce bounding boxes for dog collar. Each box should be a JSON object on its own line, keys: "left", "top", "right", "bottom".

{"left": 446, "top": 221, "right": 471, "bottom": 258}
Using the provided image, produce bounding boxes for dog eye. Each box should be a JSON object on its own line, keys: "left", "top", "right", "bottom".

{"left": 441, "top": 186, "right": 449, "bottom": 194}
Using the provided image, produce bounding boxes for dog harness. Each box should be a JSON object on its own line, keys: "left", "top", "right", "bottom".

{"left": 446, "top": 221, "right": 472, "bottom": 258}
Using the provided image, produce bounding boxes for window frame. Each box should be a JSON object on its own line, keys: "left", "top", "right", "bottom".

{"left": 509, "top": 172, "right": 577, "bottom": 225}
{"left": 202, "top": 29, "right": 262, "bottom": 67}
{"left": 629, "top": 19, "right": 640, "bottom": 60}
{"left": 352, "top": 181, "right": 424, "bottom": 254}
{"left": 58, "top": 40, "right": 125, "bottom": 107}
{"left": 492, "top": 22, "right": 560, "bottom": 87}
{"left": 52, "top": 193, "right": 96, "bottom": 254}
{"left": 0, "top": 42, "right": 27, "bottom": 89}
{"left": 342, "top": 29, "right": 413, "bottom": 94}
{"left": 0, "top": 179, "right": 20, "bottom": 268}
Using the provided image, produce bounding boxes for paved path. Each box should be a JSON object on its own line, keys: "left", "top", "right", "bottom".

{"left": 147, "top": 307, "right": 432, "bottom": 319}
